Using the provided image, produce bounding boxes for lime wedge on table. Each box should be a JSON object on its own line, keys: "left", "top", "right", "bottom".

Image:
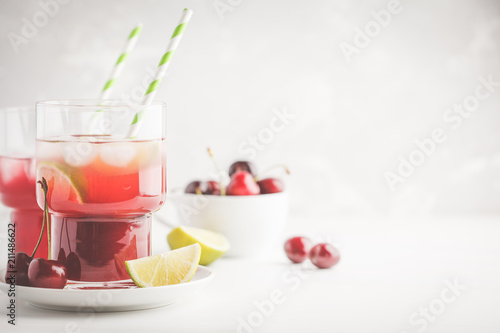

{"left": 167, "top": 226, "right": 230, "bottom": 265}
{"left": 37, "top": 161, "right": 86, "bottom": 203}
{"left": 125, "top": 244, "right": 201, "bottom": 287}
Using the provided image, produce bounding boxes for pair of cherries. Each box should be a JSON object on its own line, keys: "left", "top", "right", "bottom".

{"left": 4, "top": 178, "right": 68, "bottom": 289}
{"left": 284, "top": 237, "right": 340, "bottom": 269}
{"left": 185, "top": 159, "right": 286, "bottom": 196}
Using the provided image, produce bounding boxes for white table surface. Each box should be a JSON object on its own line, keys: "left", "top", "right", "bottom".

{"left": 1, "top": 215, "right": 500, "bottom": 333}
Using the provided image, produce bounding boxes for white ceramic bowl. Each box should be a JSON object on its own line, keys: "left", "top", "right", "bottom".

{"left": 169, "top": 192, "right": 289, "bottom": 258}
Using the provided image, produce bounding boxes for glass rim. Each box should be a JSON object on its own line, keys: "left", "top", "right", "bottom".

{"left": 36, "top": 99, "right": 167, "bottom": 109}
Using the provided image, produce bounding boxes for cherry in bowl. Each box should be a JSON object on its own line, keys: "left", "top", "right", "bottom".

{"left": 185, "top": 181, "right": 208, "bottom": 194}
{"left": 258, "top": 178, "right": 284, "bottom": 194}
{"left": 228, "top": 161, "right": 257, "bottom": 177}
{"left": 226, "top": 171, "right": 260, "bottom": 196}
{"left": 185, "top": 180, "right": 221, "bottom": 195}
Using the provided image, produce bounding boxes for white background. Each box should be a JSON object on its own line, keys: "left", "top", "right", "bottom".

{"left": 1, "top": 0, "right": 499, "bottom": 217}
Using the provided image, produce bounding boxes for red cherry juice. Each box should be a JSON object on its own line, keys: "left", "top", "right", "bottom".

{"left": 36, "top": 137, "right": 166, "bottom": 282}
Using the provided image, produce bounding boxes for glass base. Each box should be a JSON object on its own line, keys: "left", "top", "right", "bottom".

{"left": 51, "top": 214, "right": 151, "bottom": 282}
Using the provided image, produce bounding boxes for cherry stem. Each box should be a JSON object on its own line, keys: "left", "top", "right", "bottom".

{"left": 255, "top": 164, "right": 290, "bottom": 181}
{"left": 207, "top": 148, "right": 226, "bottom": 196}
{"left": 32, "top": 178, "right": 49, "bottom": 259}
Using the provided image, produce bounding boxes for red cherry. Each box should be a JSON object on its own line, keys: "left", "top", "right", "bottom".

{"left": 228, "top": 161, "right": 257, "bottom": 177}
{"left": 4, "top": 252, "right": 32, "bottom": 286}
{"left": 257, "top": 178, "right": 284, "bottom": 194}
{"left": 185, "top": 181, "right": 208, "bottom": 194}
{"left": 206, "top": 181, "right": 221, "bottom": 195}
{"left": 28, "top": 258, "right": 67, "bottom": 289}
{"left": 226, "top": 171, "right": 260, "bottom": 196}
{"left": 185, "top": 180, "right": 221, "bottom": 195}
{"left": 309, "top": 243, "right": 340, "bottom": 269}
{"left": 284, "top": 237, "right": 313, "bottom": 263}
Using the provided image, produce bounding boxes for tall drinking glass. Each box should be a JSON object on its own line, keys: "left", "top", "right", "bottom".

{"left": 0, "top": 107, "right": 48, "bottom": 259}
{"left": 35, "top": 100, "right": 166, "bottom": 282}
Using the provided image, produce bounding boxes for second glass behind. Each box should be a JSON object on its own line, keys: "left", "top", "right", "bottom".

{"left": 0, "top": 107, "right": 48, "bottom": 259}
{"left": 36, "top": 100, "right": 166, "bottom": 282}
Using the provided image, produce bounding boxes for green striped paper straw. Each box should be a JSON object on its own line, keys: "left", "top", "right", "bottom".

{"left": 100, "top": 23, "right": 143, "bottom": 99}
{"left": 126, "top": 8, "right": 193, "bottom": 138}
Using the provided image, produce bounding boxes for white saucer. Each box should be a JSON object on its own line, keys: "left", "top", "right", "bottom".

{"left": 0, "top": 266, "right": 213, "bottom": 312}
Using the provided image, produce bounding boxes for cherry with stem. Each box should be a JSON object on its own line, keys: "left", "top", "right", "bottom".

{"left": 27, "top": 177, "right": 67, "bottom": 289}
{"left": 4, "top": 179, "right": 49, "bottom": 286}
